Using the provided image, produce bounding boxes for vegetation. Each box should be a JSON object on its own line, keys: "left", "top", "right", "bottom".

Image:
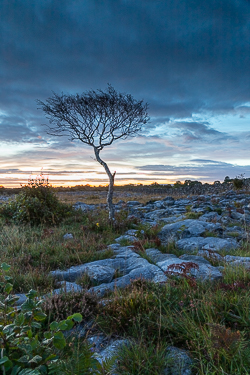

{"left": 1, "top": 183, "right": 250, "bottom": 373}
{"left": 0, "top": 176, "right": 71, "bottom": 226}
{"left": 0, "top": 263, "right": 105, "bottom": 375}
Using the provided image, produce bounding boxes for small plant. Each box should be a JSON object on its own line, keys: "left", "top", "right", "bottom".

{"left": 132, "top": 238, "right": 161, "bottom": 252}
{"left": 43, "top": 288, "right": 99, "bottom": 322}
{"left": 115, "top": 340, "right": 168, "bottom": 374}
{"left": 185, "top": 204, "right": 192, "bottom": 213}
{"left": 185, "top": 212, "right": 202, "bottom": 219}
{"left": 0, "top": 262, "right": 101, "bottom": 374}
{"left": 226, "top": 231, "right": 240, "bottom": 238}
{"left": 214, "top": 207, "right": 222, "bottom": 215}
{"left": 233, "top": 174, "right": 245, "bottom": 190}
{"left": 165, "top": 262, "right": 199, "bottom": 287}
{"left": 203, "top": 230, "right": 218, "bottom": 237}
{"left": 0, "top": 175, "right": 72, "bottom": 225}
{"left": 207, "top": 323, "right": 245, "bottom": 363}
{"left": 97, "top": 279, "right": 162, "bottom": 336}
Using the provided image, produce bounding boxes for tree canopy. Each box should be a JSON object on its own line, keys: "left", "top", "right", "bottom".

{"left": 38, "top": 84, "right": 149, "bottom": 150}
{"left": 38, "top": 85, "right": 149, "bottom": 221}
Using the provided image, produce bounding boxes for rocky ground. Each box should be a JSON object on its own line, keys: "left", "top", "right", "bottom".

{"left": 14, "top": 189, "right": 250, "bottom": 374}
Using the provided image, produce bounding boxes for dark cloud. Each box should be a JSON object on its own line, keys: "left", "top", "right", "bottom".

{"left": 1, "top": 0, "right": 250, "bottom": 114}
{"left": 0, "top": 1, "right": 250, "bottom": 185}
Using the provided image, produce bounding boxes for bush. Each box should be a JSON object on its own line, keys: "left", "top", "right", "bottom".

{"left": 0, "top": 262, "right": 107, "bottom": 375}
{"left": 233, "top": 178, "right": 244, "bottom": 190}
{"left": 0, "top": 176, "right": 72, "bottom": 225}
{"left": 0, "top": 263, "right": 78, "bottom": 374}
{"left": 43, "top": 288, "right": 99, "bottom": 322}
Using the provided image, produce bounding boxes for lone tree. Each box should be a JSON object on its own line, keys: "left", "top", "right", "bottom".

{"left": 38, "top": 85, "right": 149, "bottom": 221}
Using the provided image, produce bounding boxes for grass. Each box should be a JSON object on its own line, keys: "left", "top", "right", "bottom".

{"left": 97, "top": 271, "right": 250, "bottom": 374}
{"left": 185, "top": 211, "right": 203, "bottom": 219}
{"left": 0, "top": 208, "right": 135, "bottom": 293}
{"left": 1, "top": 190, "right": 250, "bottom": 374}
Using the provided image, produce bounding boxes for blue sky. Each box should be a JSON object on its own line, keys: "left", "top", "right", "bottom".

{"left": 0, "top": 0, "right": 250, "bottom": 186}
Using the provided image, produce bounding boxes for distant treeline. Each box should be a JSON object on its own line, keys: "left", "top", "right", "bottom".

{"left": 1, "top": 175, "right": 249, "bottom": 195}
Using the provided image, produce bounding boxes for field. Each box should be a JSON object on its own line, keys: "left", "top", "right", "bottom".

{"left": 1, "top": 184, "right": 250, "bottom": 374}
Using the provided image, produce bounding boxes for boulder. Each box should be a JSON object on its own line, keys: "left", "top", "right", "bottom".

{"left": 63, "top": 233, "right": 74, "bottom": 240}
{"left": 50, "top": 259, "right": 116, "bottom": 283}
{"left": 96, "top": 339, "right": 129, "bottom": 370}
{"left": 52, "top": 281, "right": 83, "bottom": 295}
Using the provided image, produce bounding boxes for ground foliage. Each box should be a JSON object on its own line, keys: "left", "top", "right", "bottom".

{"left": 0, "top": 177, "right": 72, "bottom": 226}
{"left": 1, "top": 191, "right": 250, "bottom": 373}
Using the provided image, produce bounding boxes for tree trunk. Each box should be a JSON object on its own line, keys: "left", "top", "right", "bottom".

{"left": 94, "top": 147, "right": 116, "bottom": 222}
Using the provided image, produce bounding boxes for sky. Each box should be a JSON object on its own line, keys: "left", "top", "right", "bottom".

{"left": 0, "top": 0, "right": 250, "bottom": 187}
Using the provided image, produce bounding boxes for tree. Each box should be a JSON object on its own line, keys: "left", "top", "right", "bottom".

{"left": 223, "top": 176, "right": 231, "bottom": 184}
{"left": 37, "top": 85, "right": 149, "bottom": 221}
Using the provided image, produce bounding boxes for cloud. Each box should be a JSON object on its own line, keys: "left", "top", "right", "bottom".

{"left": 137, "top": 160, "right": 250, "bottom": 181}
{"left": 0, "top": 1, "right": 250, "bottom": 185}
{"left": 168, "top": 121, "right": 231, "bottom": 142}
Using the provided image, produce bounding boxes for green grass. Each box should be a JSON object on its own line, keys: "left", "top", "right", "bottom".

{"left": 0, "top": 208, "right": 135, "bottom": 293}
{"left": 1, "top": 195, "right": 250, "bottom": 373}
{"left": 97, "top": 270, "right": 250, "bottom": 374}
{"left": 185, "top": 211, "right": 203, "bottom": 219}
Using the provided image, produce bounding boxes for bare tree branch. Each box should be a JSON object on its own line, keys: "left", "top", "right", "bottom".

{"left": 37, "top": 84, "right": 149, "bottom": 221}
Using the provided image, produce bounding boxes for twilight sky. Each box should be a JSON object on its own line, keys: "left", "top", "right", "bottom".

{"left": 1, "top": 0, "right": 250, "bottom": 187}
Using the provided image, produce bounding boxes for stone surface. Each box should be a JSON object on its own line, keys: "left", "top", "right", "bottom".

{"left": 177, "top": 236, "right": 238, "bottom": 252}
{"left": 164, "top": 346, "right": 193, "bottom": 375}
{"left": 159, "top": 219, "right": 222, "bottom": 240}
{"left": 96, "top": 339, "right": 129, "bottom": 374}
{"left": 198, "top": 212, "right": 221, "bottom": 222}
{"left": 63, "top": 233, "right": 74, "bottom": 240}
{"left": 157, "top": 258, "right": 222, "bottom": 282}
{"left": 43, "top": 190, "right": 250, "bottom": 372}
{"left": 51, "top": 259, "right": 116, "bottom": 283}
{"left": 115, "top": 234, "right": 137, "bottom": 243}
{"left": 197, "top": 250, "right": 223, "bottom": 261}
{"left": 230, "top": 260, "right": 250, "bottom": 269}
{"left": 126, "top": 200, "right": 141, "bottom": 206}
{"left": 179, "top": 254, "right": 211, "bottom": 265}
{"left": 145, "top": 248, "right": 178, "bottom": 263}
{"left": 14, "top": 293, "right": 27, "bottom": 306}
{"left": 224, "top": 255, "right": 250, "bottom": 263}
{"left": 73, "top": 202, "right": 96, "bottom": 211}
{"left": 53, "top": 281, "right": 83, "bottom": 294}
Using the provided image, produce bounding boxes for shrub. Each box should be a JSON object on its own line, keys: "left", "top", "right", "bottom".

{"left": 0, "top": 262, "right": 103, "bottom": 374}
{"left": 233, "top": 174, "right": 245, "bottom": 190}
{"left": 43, "top": 288, "right": 99, "bottom": 322}
{"left": 0, "top": 176, "right": 72, "bottom": 225}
